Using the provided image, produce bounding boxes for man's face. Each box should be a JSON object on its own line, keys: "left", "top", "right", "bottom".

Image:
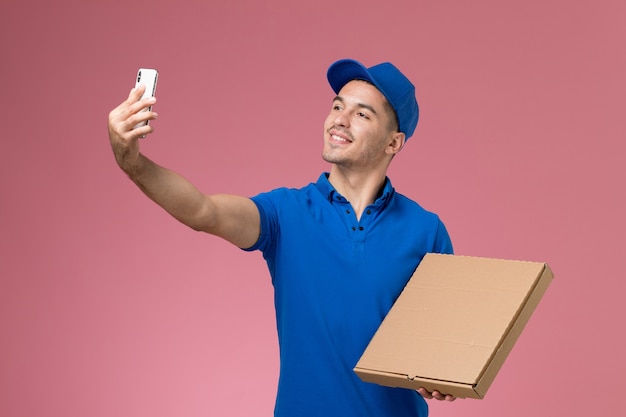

{"left": 322, "top": 80, "right": 402, "bottom": 171}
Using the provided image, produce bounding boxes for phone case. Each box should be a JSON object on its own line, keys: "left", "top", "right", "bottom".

{"left": 134, "top": 68, "right": 158, "bottom": 129}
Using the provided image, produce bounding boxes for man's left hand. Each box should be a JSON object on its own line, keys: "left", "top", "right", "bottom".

{"left": 417, "top": 387, "right": 457, "bottom": 402}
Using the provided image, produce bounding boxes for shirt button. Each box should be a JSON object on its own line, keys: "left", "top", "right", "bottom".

{"left": 359, "top": 226, "right": 364, "bottom": 231}
{"left": 352, "top": 226, "right": 356, "bottom": 231}
{"left": 366, "top": 209, "right": 372, "bottom": 215}
{"left": 346, "top": 209, "right": 351, "bottom": 214}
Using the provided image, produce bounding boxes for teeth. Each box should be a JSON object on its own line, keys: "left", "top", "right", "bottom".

{"left": 332, "top": 134, "right": 349, "bottom": 142}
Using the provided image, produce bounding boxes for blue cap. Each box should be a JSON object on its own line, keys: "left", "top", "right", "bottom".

{"left": 327, "top": 59, "right": 419, "bottom": 140}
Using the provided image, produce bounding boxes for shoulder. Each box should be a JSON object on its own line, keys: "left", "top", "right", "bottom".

{"left": 250, "top": 181, "right": 324, "bottom": 219}
{"left": 391, "top": 192, "right": 453, "bottom": 254}
{"left": 392, "top": 191, "right": 443, "bottom": 222}
{"left": 252, "top": 182, "right": 318, "bottom": 204}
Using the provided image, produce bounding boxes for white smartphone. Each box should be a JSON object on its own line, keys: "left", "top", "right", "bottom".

{"left": 134, "top": 68, "right": 158, "bottom": 129}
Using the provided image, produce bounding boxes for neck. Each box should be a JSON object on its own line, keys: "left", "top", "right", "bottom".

{"left": 327, "top": 165, "right": 387, "bottom": 220}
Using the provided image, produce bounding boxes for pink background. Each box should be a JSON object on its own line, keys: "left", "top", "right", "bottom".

{"left": 1, "top": 0, "right": 624, "bottom": 416}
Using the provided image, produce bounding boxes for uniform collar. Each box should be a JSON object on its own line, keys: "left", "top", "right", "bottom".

{"left": 315, "top": 172, "right": 394, "bottom": 207}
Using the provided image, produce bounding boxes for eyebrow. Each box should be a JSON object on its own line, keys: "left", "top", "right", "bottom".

{"left": 333, "top": 95, "right": 378, "bottom": 115}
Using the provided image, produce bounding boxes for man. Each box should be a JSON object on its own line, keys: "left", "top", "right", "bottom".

{"left": 108, "top": 59, "right": 456, "bottom": 416}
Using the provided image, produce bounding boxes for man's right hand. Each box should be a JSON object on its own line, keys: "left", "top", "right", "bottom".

{"left": 107, "top": 84, "right": 158, "bottom": 176}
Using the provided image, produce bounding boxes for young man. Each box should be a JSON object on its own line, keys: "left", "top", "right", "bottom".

{"left": 108, "top": 59, "right": 456, "bottom": 416}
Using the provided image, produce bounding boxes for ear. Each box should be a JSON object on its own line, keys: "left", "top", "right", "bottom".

{"left": 386, "top": 131, "right": 406, "bottom": 155}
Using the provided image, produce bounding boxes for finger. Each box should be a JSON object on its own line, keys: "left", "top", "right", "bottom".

{"left": 134, "top": 124, "right": 154, "bottom": 139}
{"left": 123, "top": 85, "right": 156, "bottom": 118}
{"left": 133, "top": 111, "right": 159, "bottom": 137}
{"left": 109, "top": 110, "right": 156, "bottom": 144}
{"left": 431, "top": 391, "right": 456, "bottom": 402}
{"left": 416, "top": 388, "right": 433, "bottom": 399}
{"left": 108, "top": 92, "right": 152, "bottom": 126}
{"left": 125, "top": 109, "right": 158, "bottom": 130}
{"left": 127, "top": 96, "right": 157, "bottom": 117}
{"left": 127, "top": 84, "right": 146, "bottom": 102}
{"left": 113, "top": 98, "right": 157, "bottom": 133}
{"left": 432, "top": 390, "right": 444, "bottom": 400}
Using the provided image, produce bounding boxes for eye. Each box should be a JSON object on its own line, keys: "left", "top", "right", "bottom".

{"left": 357, "top": 111, "right": 370, "bottom": 120}
{"left": 332, "top": 103, "right": 343, "bottom": 111}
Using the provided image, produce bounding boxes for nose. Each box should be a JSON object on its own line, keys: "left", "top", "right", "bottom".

{"left": 334, "top": 110, "right": 349, "bottom": 128}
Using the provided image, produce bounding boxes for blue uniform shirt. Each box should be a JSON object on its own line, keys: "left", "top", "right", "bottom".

{"left": 244, "top": 173, "right": 453, "bottom": 417}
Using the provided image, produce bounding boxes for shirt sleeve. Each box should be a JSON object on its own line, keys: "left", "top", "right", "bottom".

{"left": 241, "top": 190, "right": 280, "bottom": 260}
{"left": 433, "top": 217, "right": 454, "bottom": 255}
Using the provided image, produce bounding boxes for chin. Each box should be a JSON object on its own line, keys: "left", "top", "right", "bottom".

{"left": 322, "top": 152, "right": 351, "bottom": 167}
{"left": 321, "top": 153, "right": 335, "bottom": 164}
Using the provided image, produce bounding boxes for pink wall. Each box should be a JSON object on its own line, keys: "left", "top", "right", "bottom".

{"left": 1, "top": 0, "right": 624, "bottom": 416}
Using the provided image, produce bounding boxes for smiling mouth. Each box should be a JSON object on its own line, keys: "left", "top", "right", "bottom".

{"left": 329, "top": 129, "right": 353, "bottom": 143}
{"left": 331, "top": 134, "right": 351, "bottom": 143}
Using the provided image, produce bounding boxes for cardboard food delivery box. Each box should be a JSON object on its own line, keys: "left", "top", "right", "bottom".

{"left": 354, "top": 253, "right": 553, "bottom": 399}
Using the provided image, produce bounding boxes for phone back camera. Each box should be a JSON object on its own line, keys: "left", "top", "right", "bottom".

{"left": 137, "top": 71, "right": 142, "bottom": 83}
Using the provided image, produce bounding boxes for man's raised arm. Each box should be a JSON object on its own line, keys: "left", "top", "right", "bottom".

{"left": 107, "top": 85, "right": 260, "bottom": 249}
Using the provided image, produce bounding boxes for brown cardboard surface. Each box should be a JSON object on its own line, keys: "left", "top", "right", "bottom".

{"left": 354, "top": 253, "right": 553, "bottom": 399}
